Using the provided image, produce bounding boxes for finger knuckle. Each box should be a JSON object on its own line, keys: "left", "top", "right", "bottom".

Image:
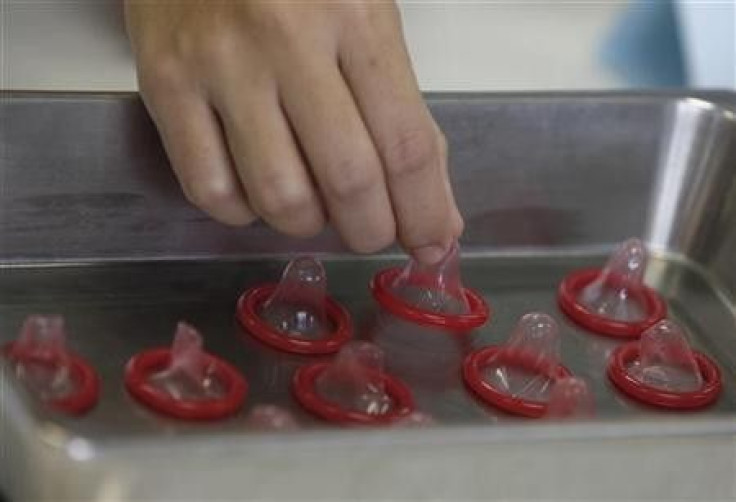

{"left": 322, "top": 159, "right": 380, "bottom": 202}
{"left": 384, "top": 126, "right": 440, "bottom": 179}
{"left": 255, "top": 183, "right": 315, "bottom": 222}
{"left": 340, "top": 2, "right": 398, "bottom": 34}
{"left": 138, "top": 56, "right": 188, "bottom": 96}
{"left": 251, "top": 3, "right": 300, "bottom": 39}
{"left": 183, "top": 177, "right": 241, "bottom": 212}
{"left": 196, "top": 32, "right": 236, "bottom": 65}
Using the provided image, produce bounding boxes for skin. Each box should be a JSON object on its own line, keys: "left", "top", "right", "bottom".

{"left": 124, "top": 1, "right": 463, "bottom": 264}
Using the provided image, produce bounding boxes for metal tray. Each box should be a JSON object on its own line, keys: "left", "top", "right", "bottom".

{"left": 1, "top": 92, "right": 735, "bottom": 501}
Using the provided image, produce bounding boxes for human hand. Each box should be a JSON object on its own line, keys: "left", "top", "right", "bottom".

{"left": 124, "top": 1, "right": 463, "bottom": 263}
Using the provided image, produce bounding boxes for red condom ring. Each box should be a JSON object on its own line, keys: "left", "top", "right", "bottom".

{"left": 558, "top": 268, "right": 667, "bottom": 338}
{"left": 237, "top": 284, "right": 352, "bottom": 355}
{"left": 2, "top": 342, "right": 100, "bottom": 415}
{"left": 607, "top": 342, "right": 722, "bottom": 409}
{"left": 462, "top": 346, "right": 573, "bottom": 418}
{"left": 125, "top": 348, "right": 248, "bottom": 420}
{"left": 292, "top": 362, "right": 415, "bottom": 425}
{"left": 371, "top": 267, "right": 490, "bottom": 331}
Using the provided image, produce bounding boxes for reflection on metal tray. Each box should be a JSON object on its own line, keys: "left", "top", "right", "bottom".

{"left": 1, "top": 92, "right": 735, "bottom": 501}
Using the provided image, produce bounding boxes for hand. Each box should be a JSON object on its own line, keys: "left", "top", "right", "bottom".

{"left": 124, "top": 1, "right": 463, "bottom": 263}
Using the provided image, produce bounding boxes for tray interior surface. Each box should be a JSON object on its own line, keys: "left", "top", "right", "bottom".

{"left": 2, "top": 92, "right": 736, "bottom": 499}
{"left": 1, "top": 251, "right": 734, "bottom": 441}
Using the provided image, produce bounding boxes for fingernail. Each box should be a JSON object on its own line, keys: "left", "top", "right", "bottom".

{"left": 412, "top": 244, "right": 449, "bottom": 265}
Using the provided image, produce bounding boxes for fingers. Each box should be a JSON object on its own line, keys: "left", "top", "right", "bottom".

{"left": 130, "top": 2, "right": 460, "bottom": 259}
{"left": 338, "top": 7, "right": 463, "bottom": 262}
{"left": 213, "top": 80, "right": 326, "bottom": 238}
{"left": 277, "top": 53, "right": 396, "bottom": 253}
{"left": 433, "top": 121, "right": 465, "bottom": 239}
{"left": 138, "top": 79, "right": 256, "bottom": 226}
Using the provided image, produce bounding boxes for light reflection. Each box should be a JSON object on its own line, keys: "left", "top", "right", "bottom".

{"left": 67, "top": 437, "right": 95, "bottom": 462}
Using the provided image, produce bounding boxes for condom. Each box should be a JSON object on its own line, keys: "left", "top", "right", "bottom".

{"left": 245, "top": 404, "right": 299, "bottom": 430}
{"left": 2, "top": 315, "right": 99, "bottom": 415}
{"left": 607, "top": 320, "right": 721, "bottom": 409}
{"left": 463, "top": 312, "right": 574, "bottom": 418}
{"left": 371, "top": 242, "right": 489, "bottom": 332}
{"left": 545, "top": 377, "right": 595, "bottom": 419}
{"left": 559, "top": 238, "right": 666, "bottom": 338}
{"left": 125, "top": 322, "right": 247, "bottom": 420}
{"left": 292, "top": 341, "right": 415, "bottom": 425}
{"left": 238, "top": 256, "right": 352, "bottom": 354}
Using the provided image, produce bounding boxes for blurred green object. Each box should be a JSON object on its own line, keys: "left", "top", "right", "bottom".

{"left": 601, "top": 0, "right": 686, "bottom": 87}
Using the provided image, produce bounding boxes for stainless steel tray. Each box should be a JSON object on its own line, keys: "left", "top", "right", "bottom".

{"left": 1, "top": 92, "right": 735, "bottom": 501}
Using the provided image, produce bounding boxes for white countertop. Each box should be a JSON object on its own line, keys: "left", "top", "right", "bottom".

{"left": 2, "top": 1, "right": 625, "bottom": 92}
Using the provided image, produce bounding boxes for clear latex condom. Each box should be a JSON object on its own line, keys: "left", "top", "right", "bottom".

{"left": 125, "top": 322, "right": 248, "bottom": 420}
{"left": 238, "top": 256, "right": 352, "bottom": 355}
{"left": 545, "top": 377, "right": 595, "bottom": 419}
{"left": 370, "top": 242, "right": 490, "bottom": 331}
{"left": 463, "top": 312, "right": 574, "bottom": 418}
{"left": 395, "top": 411, "right": 436, "bottom": 427}
{"left": 292, "top": 341, "right": 415, "bottom": 425}
{"left": 245, "top": 404, "right": 300, "bottom": 431}
{"left": 607, "top": 320, "right": 721, "bottom": 409}
{"left": 558, "top": 238, "right": 667, "bottom": 338}
{"left": 2, "top": 315, "right": 99, "bottom": 415}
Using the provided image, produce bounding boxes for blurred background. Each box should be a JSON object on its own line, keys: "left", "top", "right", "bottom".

{"left": 1, "top": 0, "right": 734, "bottom": 91}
